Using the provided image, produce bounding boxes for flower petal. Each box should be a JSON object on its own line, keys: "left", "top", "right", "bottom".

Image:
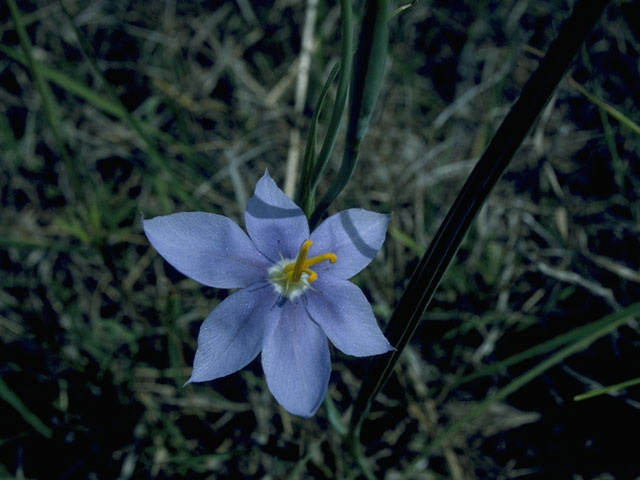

{"left": 261, "top": 300, "right": 330, "bottom": 417}
{"left": 143, "top": 212, "right": 270, "bottom": 288}
{"left": 310, "top": 209, "right": 390, "bottom": 279}
{"left": 187, "top": 283, "right": 276, "bottom": 383}
{"left": 244, "top": 171, "right": 309, "bottom": 262}
{"left": 305, "top": 276, "right": 393, "bottom": 357}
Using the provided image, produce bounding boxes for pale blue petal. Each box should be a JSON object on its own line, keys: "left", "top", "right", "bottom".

{"left": 261, "top": 300, "right": 330, "bottom": 417}
{"left": 305, "top": 276, "right": 393, "bottom": 357}
{"left": 310, "top": 209, "right": 390, "bottom": 279}
{"left": 244, "top": 171, "right": 309, "bottom": 262}
{"left": 143, "top": 212, "right": 270, "bottom": 288}
{"left": 187, "top": 283, "right": 276, "bottom": 383}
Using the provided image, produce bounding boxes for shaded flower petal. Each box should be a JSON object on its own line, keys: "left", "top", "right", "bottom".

{"left": 143, "top": 212, "right": 270, "bottom": 288}
{"left": 188, "top": 283, "right": 276, "bottom": 383}
{"left": 261, "top": 300, "right": 330, "bottom": 417}
{"left": 306, "top": 276, "right": 393, "bottom": 356}
{"left": 245, "top": 171, "right": 309, "bottom": 262}
{"left": 310, "top": 209, "right": 390, "bottom": 279}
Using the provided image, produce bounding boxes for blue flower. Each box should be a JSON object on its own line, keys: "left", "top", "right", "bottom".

{"left": 143, "top": 171, "right": 393, "bottom": 417}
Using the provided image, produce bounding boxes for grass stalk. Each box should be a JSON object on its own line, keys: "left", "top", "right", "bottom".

{"left": 349, "top": 0, "right": 611, "bottom": 442}
{"left": 309, "top": 0, "right": 390, "bottom": 228}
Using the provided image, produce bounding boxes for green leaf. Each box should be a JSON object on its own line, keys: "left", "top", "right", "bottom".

{"left": 305, "top": 0, "right": 354, "bottom": 215}
{"left": 298, "top": 63, "right": 338, "bottom": 216}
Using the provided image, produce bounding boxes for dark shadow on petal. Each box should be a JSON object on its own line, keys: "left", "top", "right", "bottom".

{"left": 246, "top": 195, "right": 305, "bottom": 220}
{"left": 339, "top": 211, "right": 378, "bottom": 258}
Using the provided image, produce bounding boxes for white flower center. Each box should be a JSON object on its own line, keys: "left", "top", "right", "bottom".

{"left": 267, "top": 239, "right": 337, "bottom": 300}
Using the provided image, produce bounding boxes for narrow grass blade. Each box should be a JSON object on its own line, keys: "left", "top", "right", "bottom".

{"left": 310, "top": 0, "right": 390, "bottom": 228}
{"left": 324, "top": 394, "right": 348, "bottom": 437}
{"left": 1, "top": 46, "right": 206, "bottom": 212}
{"left": 454, "top": 304, "right": 626, "bottom": 386}
{"left": 58, "top": 3, "right": 172, "bottom": 177}
{"left": 286, "top": 437, "right": 326, "bottom": 480}
{"left": 0, "top": 44, "right": 124, "bottom": 117}
{"left": 391, "top": 1, "right": 420, "bottom": 18}
{"left": 568, "top": 76, "right": 640, "bottom": 137}
{"left": 7, "top": 0, "right": 82, "bottom": 198}
{"left": 574, "top": 376, "right": 640, "bottom": 401}
{"left": 0, "top": 44, "right": 187, "bottom": 150}
{"left": 0, "top": 377, "right": 53, "bottom": 438}
{"left": 349, "top": 0, "right": 612, "bottom": 440}
{"left": 297, "top": 63, "right": 339, "bottom": 216}
{"left": 389, "top": 226, "right": 424, "bottom": 256}
{"left": 0, "top": 237, "right": 77, "bottom": 251}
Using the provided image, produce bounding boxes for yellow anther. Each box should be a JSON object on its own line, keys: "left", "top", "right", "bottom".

{"left": 303, "top": 268, "right": 317, "bottom": 283}
{"left": 282, "top": 239, "right": 337, "bottom": 283}
{"left": 303, "top": 252, "right": 337, "bottom": 268}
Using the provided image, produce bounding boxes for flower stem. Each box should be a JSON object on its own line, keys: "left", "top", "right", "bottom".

{"left": 298, "top": 0, "right": 353, "bottom": 217}
{"left": 309, "top": 0, "right": 390, "bottom": 228}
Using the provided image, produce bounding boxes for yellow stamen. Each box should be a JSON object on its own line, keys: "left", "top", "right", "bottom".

{"left": 290, "top": 239, "right": 313, "bottom": 282}
{"left": 303, "top": 268, "right": 317, "bottom": 283}
{"left": 283, "top": 239, "right": 337, "bottom": 284}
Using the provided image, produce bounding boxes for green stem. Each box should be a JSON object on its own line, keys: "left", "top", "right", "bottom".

{"left": 302, "top": 0, "right": 354, "bottom": 215}
{"left": 298, "top": 63, "right": 339, "bottom": 216}
{"left": 347, "top": 424, "right": 377, "bottom": 480}
{"left": 309, "top": 0, "right": 390, "bottom": 228}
